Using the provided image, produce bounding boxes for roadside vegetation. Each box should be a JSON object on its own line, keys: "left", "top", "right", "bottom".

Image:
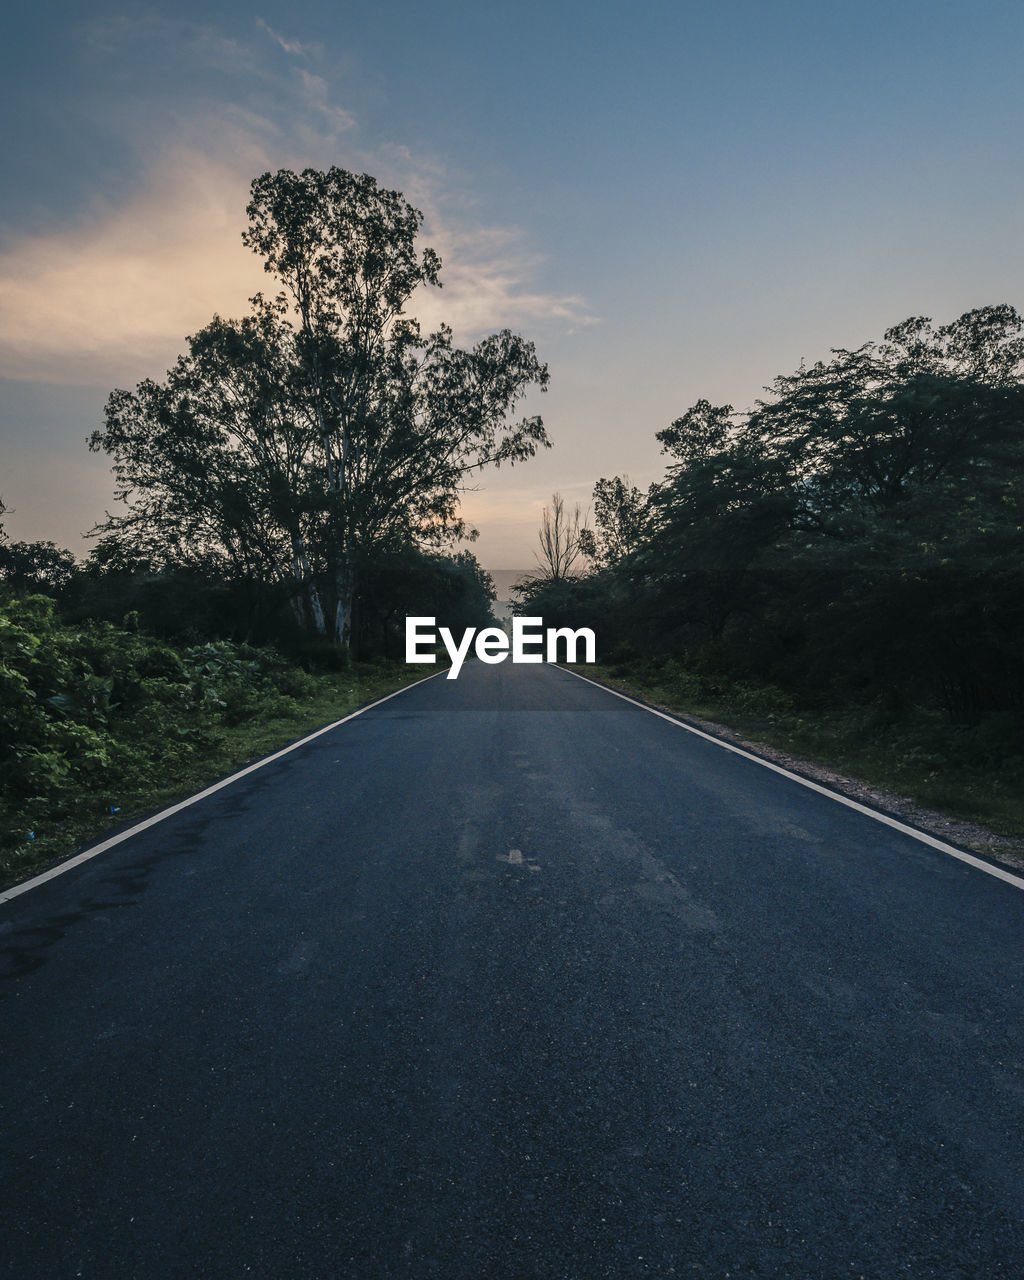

{"left": 0, "top": 589, "right": 430, "bottom": 889}
{"left": 518, "top": 305, "right": 1024, "bottom": 841}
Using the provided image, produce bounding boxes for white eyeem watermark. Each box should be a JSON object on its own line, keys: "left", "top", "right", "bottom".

{"left": 406, "top": 617, "right": 596, "bottom": 679}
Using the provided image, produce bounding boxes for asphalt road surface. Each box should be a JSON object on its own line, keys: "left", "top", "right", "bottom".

{"left": 2, "top": 661, "right": 1024, "bottom": 1278}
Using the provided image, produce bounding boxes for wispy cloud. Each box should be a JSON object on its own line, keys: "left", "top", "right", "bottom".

{"left": 411, "top": 215, "right": 594, "bottom": 341}
{"left": 0, "top": 133, "right": 594, "bottom": 387}
{"left": 83, "top": 12, "right": 262, "bottom": 78}
{"left": 0, "top": 145, "right": 266, "bottom": 386}
{"left": 298, "top": 69, "right": 357, "bottom": 136}
{"left": 376, "top": 149, "right": 597, "bottom": 342}
{"left": 0, "top": 16, "right": 593, "bottom": 387}
{"left": 255, "top": 17, "right": 318, "bottom": 58}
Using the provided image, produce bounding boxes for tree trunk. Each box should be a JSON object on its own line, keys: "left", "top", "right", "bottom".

{"left": 290, "top": 536, "right": 327, "bottom": 637}
{"left": 332, "top": 558, "right": 354, "bottom": 650}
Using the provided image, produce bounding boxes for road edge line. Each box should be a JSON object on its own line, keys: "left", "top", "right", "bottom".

{"left": 560, "top": 665, "right": 1024, "bottom": 894}
{"left": 0, "top": 669, "right": 445, "bottom": 907}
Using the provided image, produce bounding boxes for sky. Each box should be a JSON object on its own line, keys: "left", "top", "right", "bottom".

{"left": 2, "top": 0, "right": 1023, "bottom": 569}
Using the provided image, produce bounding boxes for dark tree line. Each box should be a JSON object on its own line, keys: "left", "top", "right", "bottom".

{"left": 516, "top": 305, "right": 1024, "bottom": 730}
{"left": 0, "top": 521, "right": 499, "bottom": 662}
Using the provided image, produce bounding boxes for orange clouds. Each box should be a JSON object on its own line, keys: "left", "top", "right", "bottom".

{"left": 0, "top": 134, "right": 593, "bottom": 391}
{"left": 0, "top": 146, "right": 266, "bottom": 387}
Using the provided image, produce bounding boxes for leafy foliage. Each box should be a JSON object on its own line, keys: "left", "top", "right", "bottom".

{"left": 559, "top": 306, "right": 1024, "bottom": 752}
{"left": 0, "top": 540, "right": 81, "bottom": 595}
{"left": 90, "top": 167, "right": 549, "bottom": 649}
{"left": 0, "top": 590, "right": 326, "bottom": 866}
{"left": 577, "top": 475, "right": 650, "bottom": 569}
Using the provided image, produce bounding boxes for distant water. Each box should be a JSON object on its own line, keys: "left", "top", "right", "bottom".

{"left": 487, "top": 568, "right": 534, "bottom": 620}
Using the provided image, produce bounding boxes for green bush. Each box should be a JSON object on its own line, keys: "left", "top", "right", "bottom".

{"left": 0, "top": 591, "right": 356, "bottom": 872}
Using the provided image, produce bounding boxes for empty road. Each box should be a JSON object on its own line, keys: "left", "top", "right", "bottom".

{"left": 2, "top": 660, "right": 1023, "bottom": 1277}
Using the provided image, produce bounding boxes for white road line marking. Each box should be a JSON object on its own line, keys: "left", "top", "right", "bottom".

{"left": 560, "top": 666, "right": 1024, "bottom": 894}
{"left": 508, "top": 849, "right": 524, "bottom": 864}
{"left": 0, "top": 670, "right": 446, "bottom": 907}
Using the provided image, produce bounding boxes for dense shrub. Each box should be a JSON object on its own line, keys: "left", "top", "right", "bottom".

{"left": 0, "top": 591, "right": 316, "bottom": 858}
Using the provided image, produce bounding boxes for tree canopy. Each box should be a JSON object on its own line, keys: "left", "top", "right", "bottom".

{"left": 518, "top": 304, "right": 1024, "bottom": 728}
{"left": 90, "top": 167, "right": 549, "bottom": 649}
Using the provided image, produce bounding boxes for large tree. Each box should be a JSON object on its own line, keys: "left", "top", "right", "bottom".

{"left": 639, "top": 305, "right": 1024, "bottom": 713}
{"left": 91, "top": 167, "right": 550, "bottom": 648}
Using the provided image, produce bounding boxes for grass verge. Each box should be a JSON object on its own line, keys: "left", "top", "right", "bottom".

{"left": 569, "top": 661, "right": 1024, "bottom": 845}
{"left": 1, "top": 662, "right": 426, "bottom": 894}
